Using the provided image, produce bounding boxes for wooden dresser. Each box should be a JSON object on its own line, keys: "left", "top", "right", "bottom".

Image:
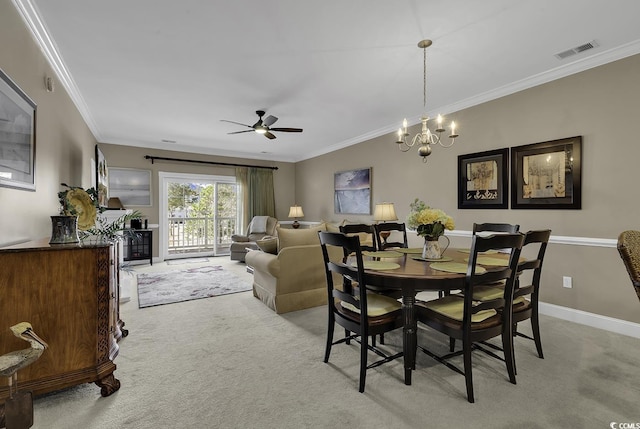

{"left": 0, "top": 239, "right": 124, "bottom": 405}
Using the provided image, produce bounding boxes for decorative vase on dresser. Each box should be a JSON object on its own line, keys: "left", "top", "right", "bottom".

{"left": 0, "top": 238, "right": 125, "bottom": 418}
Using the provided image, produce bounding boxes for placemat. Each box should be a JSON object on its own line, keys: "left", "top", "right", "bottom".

{"left": 350, "top": 261, "right": 400, "bottom": 270}
{"left": 363, "top": 250, "right": 403, "bottom": 258}
{"left": 394, "top": 248, "right": 423, "bottom": 254}
{"left": 430, "top": 262, "right": 487, "bottom": 274}
{"left": 465, "top": 256, "right": 509, "bottom": 266}
{"left": 412, "top": 256, "right": 453, "bottom": 262}
{"left": 457, "top": 249, "right": 499, "bottom": 254}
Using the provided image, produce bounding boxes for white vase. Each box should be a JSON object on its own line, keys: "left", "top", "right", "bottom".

{"left": 421, "top": 236, "right": 450, "bottom": 259}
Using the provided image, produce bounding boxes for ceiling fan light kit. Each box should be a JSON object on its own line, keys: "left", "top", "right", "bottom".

{"left": 221, "top": 110, "right": 303, "bottom": 140}
{"left": 396, "top": 39, "right": 459, "bottom": 163}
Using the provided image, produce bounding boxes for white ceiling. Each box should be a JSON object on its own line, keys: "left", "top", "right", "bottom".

{"left": 16, "top": 0, "right": 640, "bottom": 163}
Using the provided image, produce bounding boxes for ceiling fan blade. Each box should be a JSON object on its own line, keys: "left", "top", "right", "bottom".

{"left": 220, "top": 119, "right": 253, "bottom": 128}
{"left": 264, "top": 131, "right": 277, "bottom": 140}
{"left": 227, "top": 130, "right": 255, "bottom": 135}
{"left": 270, "top": 127, "right": 303, "bottom": 133}
{"left": 263, "top": 115, "right": 278, "bottom": 127}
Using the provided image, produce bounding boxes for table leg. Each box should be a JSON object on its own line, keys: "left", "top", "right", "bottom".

{"left": 402, "top": 292, "right": 417, "bottom": 385}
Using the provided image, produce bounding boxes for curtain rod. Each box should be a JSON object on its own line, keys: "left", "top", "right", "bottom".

{"left": 144, "top": 155, "right": 278, "bottom": 170}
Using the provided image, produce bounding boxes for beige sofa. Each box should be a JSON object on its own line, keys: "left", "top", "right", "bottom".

{"left": 246, "top": 223, "right": 342, "bottom": 314}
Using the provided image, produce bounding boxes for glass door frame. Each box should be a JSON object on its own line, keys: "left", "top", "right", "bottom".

{"left": 159, "top": 171, "right": 237, "bottom": 261}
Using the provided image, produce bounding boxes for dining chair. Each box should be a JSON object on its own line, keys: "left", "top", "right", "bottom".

{"left": 339, "top": 224, "right": 377, "bottom": 251}
{"left": 472, "top": 223, "right": 520, "bottom": 235}
{"left": 374, "top": 222, "right": 408, "bottom": 250}
{"left": 415, "top": 232, "right": 525, "bottom": 403}
{"left": 617, "top": 230, "right": 640, "bottom": 304}
{"left": 471, "top": 230, "right": 552, "bottom": 362}
{"left": 318, "top": 231, "right": 404, "bottom": 393}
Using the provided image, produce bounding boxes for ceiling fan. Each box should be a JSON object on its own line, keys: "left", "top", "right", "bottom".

{"left": 220, "top": 110, "right": 303, "bottom": 140}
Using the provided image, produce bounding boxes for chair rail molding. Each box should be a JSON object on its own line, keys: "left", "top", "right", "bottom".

{"left": 446, "top": 230, "right": 617, "bottom": 248}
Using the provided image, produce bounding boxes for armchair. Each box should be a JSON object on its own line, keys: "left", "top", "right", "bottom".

{"left": 230, "top": 216, "right": 278, "bottom": 262}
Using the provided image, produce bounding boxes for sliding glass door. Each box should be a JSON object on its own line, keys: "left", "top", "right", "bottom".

{"left": 159, "top": 172, "right": 238, "bottom": 260}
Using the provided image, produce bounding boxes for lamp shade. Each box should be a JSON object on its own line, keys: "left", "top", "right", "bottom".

{"left": 288, "top": 205, "right": 304, "bottom": 218}
{"left": 373, "top": 203, "right": 397, "bottom": 222}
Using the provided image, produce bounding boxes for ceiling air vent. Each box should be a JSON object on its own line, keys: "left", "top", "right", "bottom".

{"left": 555, "top": 40, "right": 599, "bottom": 60}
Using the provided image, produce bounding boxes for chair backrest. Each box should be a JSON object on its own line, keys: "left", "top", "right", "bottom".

{"left": 318, "top": 231, "right": 370, "bottom": 333}
{"left": 339, "top": 224, "right": 377, "bottom": 251}
{"left": 463, "top": 233, "right": 525, "bottom": 326}
{"left": 472, "top": 223, "right": 520, "bottom": 234}
{"left": 373, "top": 222, "right": 408, "bottom": 250}
{"left": 617, "top": 230, "right": 640, "bottom": 303}
{"left": 514, "top": 230, "right": 552, "bottom": 301}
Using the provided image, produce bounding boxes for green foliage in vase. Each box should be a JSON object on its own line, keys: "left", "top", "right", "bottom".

{"left": 80, "top": 210, "right": 143, "bottom": 243}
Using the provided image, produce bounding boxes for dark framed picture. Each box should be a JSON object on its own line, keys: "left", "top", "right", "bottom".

{"left": 0, "top": 68, "right": 36, "bottom": 191}
{"left": 511, "top": 136, "right": 582, "bottom": 209}
{"left": 334, "top": 167, "right": 371, "bottom": 214}
{"left": 458, "top": 148, "right": 508, "bottom": 209}
{"left": 95, "top": 145, "right": 109, "bottom": 208}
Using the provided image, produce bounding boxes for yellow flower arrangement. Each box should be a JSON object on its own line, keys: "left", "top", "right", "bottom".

{"left": 406, "top": 198, "right": 455, "bottom": 240}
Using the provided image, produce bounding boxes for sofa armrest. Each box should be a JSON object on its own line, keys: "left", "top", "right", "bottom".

{"left": 246, "top": 250, "right": 280, "bottom": 277}
{"left": 231, "top": 234, "right": 250, "bottom": 242}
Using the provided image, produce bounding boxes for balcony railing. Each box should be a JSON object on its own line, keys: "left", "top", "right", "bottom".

{"left": 168, "top": 216, "right": 236, "bottom": 255}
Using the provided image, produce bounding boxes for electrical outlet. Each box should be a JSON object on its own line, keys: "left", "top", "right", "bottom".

{"left": 562, "top": 276, "right": 572, "bottom": 288}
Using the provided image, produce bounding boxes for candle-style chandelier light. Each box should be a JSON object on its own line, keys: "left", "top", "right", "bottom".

{"left": 396, "top": 40, "right": 459, "bottom": 162}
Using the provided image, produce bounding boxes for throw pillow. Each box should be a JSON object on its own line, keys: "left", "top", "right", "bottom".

{"left": 276, "top": 223, "right": 326, "bottom": 252}
{"left": 256, "top": 237, "right": 278, "bottom": 254}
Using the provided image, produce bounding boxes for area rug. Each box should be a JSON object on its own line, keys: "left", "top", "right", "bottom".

{"left": 137, "top": 265, "right": 251, "bottom": 308}
{"left": 166, "top": 257, "right": 210, "bottom": 265}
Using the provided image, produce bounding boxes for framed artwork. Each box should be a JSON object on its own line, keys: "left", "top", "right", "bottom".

{"left": 109, "top": 168, "right": 152, "bottom": 207}
{"left": 511, "top": 136, "right": 582, "bottom": 209}
{"left": 95, "top": 145, "right": 108, "bottom": 208}
{"left": 0, "top": 68, "right": 36, "bottom": 191}
{"left": 334, "top": 167, "right": 371, "bottom": 214}
{"left": 458, "top": 148, "right": 508, "bottom": 209}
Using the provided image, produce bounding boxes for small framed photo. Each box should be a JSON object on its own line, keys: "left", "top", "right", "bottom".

{"left": 0, "top": 68, "right": 36, "bottom": 191}
{"left": 458, "top": 148, "right": 508, "bottom": 209}
{"left": 511, "top": 136, "right": 582, "bottom": 209}
{"left": 108, "top": 168, "right": 152, "bottom": 207}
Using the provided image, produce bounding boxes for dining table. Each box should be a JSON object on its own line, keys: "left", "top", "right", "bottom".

{"left": 357, "top": 247, "right": 512, "bottom": 386}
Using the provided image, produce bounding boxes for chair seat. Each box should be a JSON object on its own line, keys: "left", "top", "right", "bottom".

{"left": 418, "top": 295, "right": 498, "bottom": 324}
{"left": 340, "top": 292, "right": 401, "bottom": 317}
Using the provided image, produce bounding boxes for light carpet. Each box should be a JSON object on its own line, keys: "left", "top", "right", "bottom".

{"left": 166, "top": 257, "right": 210, "bottom": 265}
{"left": 136, "top": 265, "right": 251, "bottom": 308}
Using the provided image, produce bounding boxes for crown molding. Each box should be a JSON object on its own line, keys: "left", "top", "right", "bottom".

{"left": 12, "top": 0, "right": 102, "bottom": 140}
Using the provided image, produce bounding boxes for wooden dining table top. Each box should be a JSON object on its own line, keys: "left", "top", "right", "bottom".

{"left": 359, "top": 248, "right": 512, "bottom": 292}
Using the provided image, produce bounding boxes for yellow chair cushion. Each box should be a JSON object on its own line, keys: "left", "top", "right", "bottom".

{"left": 341, "top": 292, "right": 401, "bottom": 317}
{"left": 423, "top": 295, "right": 497, "bottom": 323}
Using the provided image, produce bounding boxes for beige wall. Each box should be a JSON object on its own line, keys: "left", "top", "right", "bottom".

{"left": 296, "top": 54, "right": 640, "bottom": 324}
{"left": 0, "top": 0, "right": 98, "bottom": 246}
{"left": 99, "top": 144, "right": 295, "bottom": 258}
{"left": 2, "top": 0, "right": 638, "bottom": 325}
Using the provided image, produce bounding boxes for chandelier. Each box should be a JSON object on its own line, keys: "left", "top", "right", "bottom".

{"left": 396, "top": 40, "right": 459, "bottom": 162}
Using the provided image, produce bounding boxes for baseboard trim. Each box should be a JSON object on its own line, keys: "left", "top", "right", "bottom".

{"left": 539, "top": 302, "right": 640, "bottom": 339}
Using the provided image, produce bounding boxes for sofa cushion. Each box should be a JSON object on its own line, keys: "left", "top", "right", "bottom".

{"left": 256, "top": 237, "right": 278, "bottom": 254}
{"left": 276, "top": 223, "right": 326, "bottom": 252}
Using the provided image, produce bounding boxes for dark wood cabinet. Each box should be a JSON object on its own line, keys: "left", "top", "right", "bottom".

{"left": 0, "top": 239, "right": 123, "bottom": 406}
{"left": 124, "top": 229, "right": 153, "bottom": 265}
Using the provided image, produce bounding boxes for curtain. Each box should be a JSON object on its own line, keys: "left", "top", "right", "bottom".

{"left": 236, "top": 167, "right": 276, "bottom": 234}
{"left": 235, "top": 167, "right": 249, "bottom": 233}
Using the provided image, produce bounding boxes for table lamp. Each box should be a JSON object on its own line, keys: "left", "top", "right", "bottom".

{"left": 288, "top": 205, "right": 304, "bottom": 229}
{"left": 373, "top": 202, "right": 398, "bottom": 245}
